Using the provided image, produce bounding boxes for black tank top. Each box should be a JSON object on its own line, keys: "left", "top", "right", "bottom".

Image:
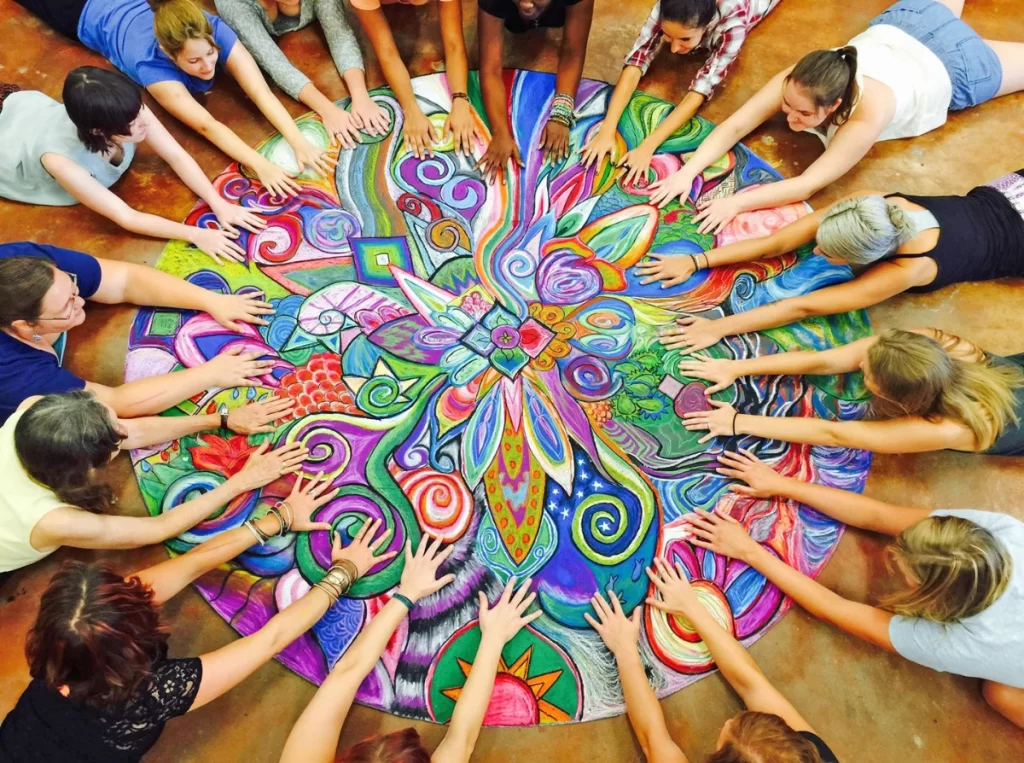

{"left": 887, "top": 180, "right": 1024, "bottom": 294}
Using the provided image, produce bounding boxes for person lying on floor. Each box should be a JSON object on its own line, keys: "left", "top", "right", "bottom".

{"left": 0, "top": 390, "right": 300, "bottom": 574}
{"left": 0, "top": 68, "right": 264, "bottom": 262}
{"left": 682, "top": 448, "right": 1024, "bottom": 728}
{"left": 279, "top": 574, "right": 541, "bottom": 763}
{"left": 0, "top": 492, "right": 420, "bottom": 763}
{"left": 14, "top": 0, "right": 335, "bottom": 198}
{"left": 213, "top": 0, "right": 391, "bottom": 149}
{"left": 646, "top": 167, "right": 1024, "bottom": 349}
{"left": 647, "top": 0, "right": 1024, "bottom": 230}
{"left": 0, "top": 242, "right": 276, "bottom": 424}
{"left": 588, "top": 573, "right": 837, "bottom": 762}
{"left": 476, "top": 0, "right": 596, "bottom": 183}
{"left": 580, "top": 0, "right": 780, "bottom": 182}
{"left": 347, "top": 0, "right": 477, "bottom": 159}
{"left": 679, "top": 327, "right": 1024, "bottom": 456}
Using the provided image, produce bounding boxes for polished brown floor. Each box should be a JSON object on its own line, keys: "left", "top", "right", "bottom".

{"left": 2, "top": 0, "right": 1024, "bottom": 760}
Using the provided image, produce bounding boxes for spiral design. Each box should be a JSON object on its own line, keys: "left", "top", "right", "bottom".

{"left": 285, "top": 416, "right": 353, "bottom": 480}
{"left": 427, "top": 218, "right": 470, "bottom": 252}
{"left": 400, "top": 153, "right": 456, "bottom": 195}
{"left": 563, "top": 356, "right": 620, "bottom": 401}
{"left": 302, "top": 208, "right": 360, "bottom": 253}
{"left": 254, "top": 218, "right": 302, "bottom": 264}
{"left": 536, "top": 250, "right": 602, "bottom": 305}
{"left": 356, "top": 376, "right": 403, "bottom": 416}
{"left": 397, "top": 467, "right": 473, "bottom": 542}
{"left": 646, "top": 580, "right": 734, "bottom": 674}
{"left": 571, "top": 493, "right": 647, "bottom": 565}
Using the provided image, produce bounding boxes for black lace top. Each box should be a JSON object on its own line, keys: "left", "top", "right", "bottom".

{"left": 0, "top": 657, "right": 202, "bottom": 762}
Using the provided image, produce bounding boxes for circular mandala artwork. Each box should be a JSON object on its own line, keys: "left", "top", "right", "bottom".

{"left": 127, "top": 70, "right": 872, "bottom": 725}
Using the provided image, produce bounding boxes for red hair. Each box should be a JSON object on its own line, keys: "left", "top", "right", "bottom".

{"left": 26, "top": 561, "right": 168, "bottom": 708}
{"left": 336, "top": 728, "right": 431, "bottom": 763}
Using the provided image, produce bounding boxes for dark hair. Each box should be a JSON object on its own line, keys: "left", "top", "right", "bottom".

{"left": 708, "top": 712, "right": 824, "bottom": 763}
{"left": 27, "top": 562, "right": 167, "bottom": 708}
{"left": 14, "top": 391, "right": 125, "bottom": 512}
{"left": 787, "top": 46, "right": 859, "bottom": 127}
{"left": 661, "top": 0, "right": 717, "bottom": 28}
{"left": 0, "top": 255, "right": 56, "bottom": 329}
{"left": 336, "top": 728, "right": 432, "bottom": 763}
{"left": 63, "top": 66, "right": 143, "bottom": 154}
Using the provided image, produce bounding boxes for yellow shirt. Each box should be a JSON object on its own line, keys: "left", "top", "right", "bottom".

{"left": 0, "top": 410, "right": 66, "bottom": 572}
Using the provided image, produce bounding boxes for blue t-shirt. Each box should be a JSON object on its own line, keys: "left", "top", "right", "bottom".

{"left": 0, "top": 243, "right": 103, "bottom": 425}
{"left": 77, "top": 0, "right": 238, "bottom": 92}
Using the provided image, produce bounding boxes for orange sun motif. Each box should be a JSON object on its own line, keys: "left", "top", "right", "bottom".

{"left": 440, "top": 645, "right": 570, "bottom": 725}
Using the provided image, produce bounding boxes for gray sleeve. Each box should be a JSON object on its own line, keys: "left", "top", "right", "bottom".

{"left": 214, "top": 0, "right": 312, "bottom": 99}
{"left": 307, "top": 0, "right": 365, "bottom": 79}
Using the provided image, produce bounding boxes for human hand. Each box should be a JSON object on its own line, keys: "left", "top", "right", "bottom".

{"left": 478, "top": 577, "right": 541, "bottom": 645}
{"left": 188, "top": 226, "right": 247, "bottom": 265}
{"left": 539, "top": 120, "right": 571, "bottom": 163}
{"left": 205, "top": 346, "right": 278, "bottom": 388}
{"left": 648, "top": 168, "right": 698, "bottom": 208}
{"left": 226, "top": 396, "right": 295, "bottom": 434}
{"left": 320, "top": 103, "right": 362, "bottom": 150}
{"left": 331, "top": 517, "right": 399, "bottom": 577}
{"left": 693, "top": 195, "right": 744, "bottom": 235}
{"left": 281, "top": 471, "right": 338, "bottom": 532}
{"left": 475, "top": 131, "right": 524, "bottom": 185}
{"left": 579, "top": 124, "right": 616, "bottom": 169}
{"left": 349, "top": 96, "right": 391, "bottom": 137}
{"left": 675, "top": 356, "right": 739, "bottom": 394}
{"left": 716, "top": 448, "right": 793, "bottom": 499}
{"left": 618, "top": 142, "right": 656, "bottom": 188}
{"left": 396, "top": 535, "right": 457, "bottom": 602}
{"left": 658, "top": 315, "right": 726, "bottom": 353}
{"left": 210, "top": 201, "right": 267, "bottom": 237}
{"left": 290, "top": 136, "right": 337, "bottom": 178}
{"left": 444, "top": 98, "right": 479, "bottom": 158}
{"left": 681, "top": 506, "right": 760, "bottom": 562}
{"left": 644, "top": 556, "right": 701, "bottom": 618}
{"left": 403, "top": 108, "right": 440, "bottom": 159}
{"left": 254, "top": 159, "right": 301, "bottom": 199}
{"left": 233, "top": 440, "right": 309, "bottom": 492}
{"left": 633, "top": 253, "right": 697, "bottom": 288}
{"left": 682, "top": 398, "right": 737, "bottom": 443}
{"left": 205, "top": 292, "right": 275, "bottom": 332}
{"left": 584, "top": 590, "right": 641, "bottom": 658}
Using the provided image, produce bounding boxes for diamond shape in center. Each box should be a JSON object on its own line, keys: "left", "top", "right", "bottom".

{"left": 517, "top": 318, "right": 555, "bottom": 358}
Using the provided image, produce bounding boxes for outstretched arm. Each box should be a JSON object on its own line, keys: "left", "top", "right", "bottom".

{"left": 474, "top": 10, "right": 522, "bottom": 184}
{"left": 648, "top": 68, "right": 788, "bottom": 208}
{"left": 646, "top": 560, "right": 814, "bottom": 734}
{"left": 587, "top": 593, "right": 689, "bottom": 763}
{"left": 280, "top": 538, "right": 456, "bottom": 763}
{"left": 432, "top": 579, "right": 542, "bottom": 763}
{"left": 683, "top": 509, "right": 896, "bottom": 651}
{"left": 537, "top": 0, "right": 595, "bottom": 161}
{"left": 579, "top": 65, "right": 640, "bottom": 168}
{"left": 146, "top": 79, "right": 300, "bottom": 199}
{"left": 715, "top": 449, "right": 933, "bottom": 536}
{"left": 91, "top": 259, "right": 274, "bottom": 332}
{"left": 191, "top": 517, "right": 399, "bottom": 711}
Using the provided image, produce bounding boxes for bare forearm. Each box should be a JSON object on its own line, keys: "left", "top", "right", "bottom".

{"left": 677, "top": 604, "right": 765, "bottom": 697}
{"left": 298, "top": 82, "right": 341, "bottom": 117}
{"left": 554, "top": 42, "right": 586, "bottom": 100}
{"left": 734, "top": 413, "right": 837, "bottom": 447}
{"left": 644, "top": 91, "right": 704, "bottom": 148}
{"left": 120, "top": 412, "right": 221, "bottom": 450}
{"left": 599, "top": 66, "right": 643, "bottom": 136}
{"left": 341, "top": 68, "right": 372, "bottom": 102}
{"left": 436, "top": 635, "right": 504, "bottom": 761}
{"left": 283, "top": 599, "right": 409, "bottom": 763}
{"left": 119, "top": 209, "right": 201, "bottom": 247}
{"left": 729, "top": 176, "right": 814, "bottom": 215}
{"left": 440, "top": 6, "right": 470, "bottom": 93}
{"left": 106, "top": 367, "right": 218, "bottom": 418}
{"left": 728, "top": 348, "right": 836, "bottom": 378}
{"left": 680, "top": 121, "right": 745, "bottom": 177}
{"left": 480, "top": 66, "right": 509, "bottom": 138}
{"left": 202, "top": 120, "right": 275, "bottom": 172}
{"left": 615, "top": 648, "right": 675, "bottom": 758}
{"left": 117, "top": 262, "right": 217, "bottom": 311}
{"left": 774, "top": 478, "right": 926, "bottom": 535}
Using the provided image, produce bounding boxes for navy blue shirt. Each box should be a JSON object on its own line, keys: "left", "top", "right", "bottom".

{"left": 0, "top": 243, "right": 103, "bottom": 424}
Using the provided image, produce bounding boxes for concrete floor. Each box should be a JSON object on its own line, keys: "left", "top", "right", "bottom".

{"left": 2, "top": 0, "right": 1023, "bottom": 760}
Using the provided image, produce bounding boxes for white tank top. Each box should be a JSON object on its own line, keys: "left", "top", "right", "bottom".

{"left": 806, "top": 24, "right": 953, "bottom": 146}
{"left": 0, "top": 410, "right": 66, "bottom": 572}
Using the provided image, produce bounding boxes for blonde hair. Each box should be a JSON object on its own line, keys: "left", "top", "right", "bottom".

{"left": 866, "top": 329, "right": 1023, "bottom": 451}
{"left": 708, "top": 712, "right": 823, "bottom": 763}
{"left": 817, "top": 196, "right": 917, "bottom": 264}
{"left": 884, "top": 515, "right": 1012, "bottom": 622}
{"left": 148, "top": 0, "right": 217, "bottom": 59}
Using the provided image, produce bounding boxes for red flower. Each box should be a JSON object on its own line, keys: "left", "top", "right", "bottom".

{"left": 188, "top": 434, "right": 259, "bottom": 476}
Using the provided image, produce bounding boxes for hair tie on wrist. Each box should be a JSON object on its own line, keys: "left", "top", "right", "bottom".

{"left": 392, "top": 592, "right": 415, "bottom": 610}
{"left": 731, "top": 410, "right": 739, "bottom": 436}
{"left": 220, "top": 412, "right": 229, "bottom": 430}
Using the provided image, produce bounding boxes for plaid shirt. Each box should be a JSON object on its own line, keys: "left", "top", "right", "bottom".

{"left": 624, "top": 0, "right": 780, "bottom": 98}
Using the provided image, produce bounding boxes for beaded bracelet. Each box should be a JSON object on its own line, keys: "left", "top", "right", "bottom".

{"left": 451, "top": 91, "right": 469, "bottom": 102}
{"left": 548, "top": 92, "right": 577, "bottom": 128}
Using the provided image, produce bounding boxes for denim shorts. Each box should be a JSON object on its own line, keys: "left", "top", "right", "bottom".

{"left": 870, "top": 0, "right": 1002, "bottom": 109}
